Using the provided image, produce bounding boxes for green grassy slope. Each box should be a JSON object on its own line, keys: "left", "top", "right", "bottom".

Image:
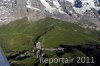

{"left": 0, "top": 18, "right": 52, "bottom": 53}
{"left": 39, "top": 18, "right": 100, "bottom": 47}
{"left": 0, "top": 17, "right": 100, "bottom": 66}
{"left": 0, "top": 17, "right": 99, "bottom": 52}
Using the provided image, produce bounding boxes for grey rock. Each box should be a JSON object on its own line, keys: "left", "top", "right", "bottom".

{"left": 0, "top": 0, "right": 100, "bottom": 29}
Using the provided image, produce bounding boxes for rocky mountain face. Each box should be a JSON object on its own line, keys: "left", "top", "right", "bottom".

{"left": 0, "top": 0, "right": 100, "bottom": 29}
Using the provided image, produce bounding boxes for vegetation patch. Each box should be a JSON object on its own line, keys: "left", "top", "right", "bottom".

{"left": 0, "top": 17, "right": 100, "bottom": 66}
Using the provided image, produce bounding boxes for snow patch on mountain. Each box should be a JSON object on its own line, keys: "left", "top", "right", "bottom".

{"left": 53, "top": 0, "right": 65, "bottom": 14}
{"left": 66, "top": 0, "right": 75, "bottom": 4}
{"left": 3, "top": 0, "right": 11, "bottom": 1}
{"left": 26, "top": 0, "right": 40, "bottom": 11}
{"left": 39, "top": 0, "right": 66, "bottom": 14}
{"left": 40, "top": 0, "right": 56, "bottom": 13}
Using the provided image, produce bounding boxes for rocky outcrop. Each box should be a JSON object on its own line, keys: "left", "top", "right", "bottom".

{"left": 0, "top": 0, "right": 100, "bottom": 29}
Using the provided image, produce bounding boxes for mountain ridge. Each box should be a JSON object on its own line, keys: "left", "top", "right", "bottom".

{"left": 0, "top": 0, "right": 100, "bottom": 29}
